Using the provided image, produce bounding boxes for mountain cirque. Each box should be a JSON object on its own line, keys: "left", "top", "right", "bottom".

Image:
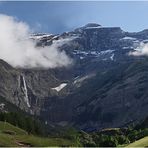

{"left": 0, "top": 23, "right": 148, "bottom": 131}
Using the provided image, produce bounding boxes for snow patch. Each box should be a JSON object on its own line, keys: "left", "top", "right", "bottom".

{"left": 74, "top": 74, "right": 96, "bottom": 84}
{"left": 122, "top": 46, "right": 134, "bottom": 49}
{"left": 142, "top": 39, "right": 148, "bottom": 43}
{"left": 85, "top": 26, "right": 102, "bottom": 29}
{"left": 90, "top": 51, "right": 99, "bottom": 55}
{"left": 73, "top": 49, "right": 114, "bottom": 57}
{"left": 133, "top": 40, "right": 140, "bottom": 43}
{"left": 120, "top": 36, "right": 136, "bottom": 40}
{"left": 80, "top": 56, "right": 84, "bottom": 60}
{"left": 51, "top": 83, "right": 67, "bottom": 92}
{"left": 52, "top": 35, "right": 59, "bottom": 40}
{"left": 30, "top": 34, "right": 53, "bottom": 40}
{"left": 110, "top": 54, "right": 114, "bottom": 60}
{"left": 100, "top": 49, "right": 114, "bottom": 54}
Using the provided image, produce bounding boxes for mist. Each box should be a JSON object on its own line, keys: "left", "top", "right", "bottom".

{"left": 0, "top": 14, "right": 72, "bottom": 69}
{"left": 129, "top": 42, "right": 148, "bottom": 56}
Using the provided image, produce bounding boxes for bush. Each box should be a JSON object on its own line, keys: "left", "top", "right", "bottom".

{"left": 99, "top": 135, "right": 118, "bottom": 147}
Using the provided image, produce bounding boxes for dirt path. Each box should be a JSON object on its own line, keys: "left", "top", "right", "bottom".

{"left": 15, "top": 141, "right": 32, "bottom": 147}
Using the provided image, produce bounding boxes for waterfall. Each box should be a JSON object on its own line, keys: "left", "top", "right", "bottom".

{"left": 22, "top": 76, "right": 30, "bottom": 108}
{"left": 18, "top": 75, "right": 21, "bottom": 89}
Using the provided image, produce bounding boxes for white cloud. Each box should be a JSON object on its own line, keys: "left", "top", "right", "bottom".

{"left": 0, "top": 14, "right": 73, "bottom": 69}
{"left": 129, "top": 42, "right": 148, "bottom": 56}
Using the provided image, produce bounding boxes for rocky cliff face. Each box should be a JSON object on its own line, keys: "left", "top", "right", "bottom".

{"left": 0, "top": 23, "right": 148, "bottom": 131}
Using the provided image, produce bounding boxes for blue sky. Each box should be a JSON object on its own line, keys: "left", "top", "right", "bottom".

{"left": 0, "top": 1, "right": 148, "bottom": 34}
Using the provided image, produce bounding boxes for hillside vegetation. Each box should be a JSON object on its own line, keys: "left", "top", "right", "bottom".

{"left": 0, "top": 112, "right": 147, "bottom": 147}
{"left": 0, "top": 121, "right": 81, "bottom": 147}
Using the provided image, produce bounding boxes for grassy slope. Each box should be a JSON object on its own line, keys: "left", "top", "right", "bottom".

{"left": 127, "top": 136, "right": 148, "bottom": 147}
{"left": 0, "top": 121, "right": 27, "bottom": 135}
{"left": 0, "top": 134, "right": 77, "bottom": 147}
{"left": 0, "top": 121, "right": 80, "bottom": 147}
